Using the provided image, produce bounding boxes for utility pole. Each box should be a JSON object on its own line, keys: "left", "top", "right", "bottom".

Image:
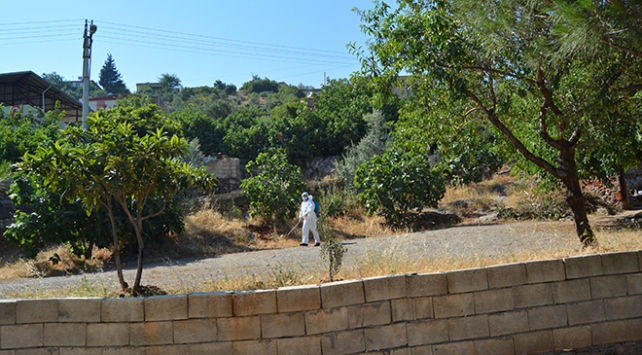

{"left": 82, "top": 19, "right": 97, "bottom": 130}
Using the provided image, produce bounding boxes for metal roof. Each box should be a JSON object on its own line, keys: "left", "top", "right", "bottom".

{"left": 0, "top": 71, "right": 82, "bottom": 123}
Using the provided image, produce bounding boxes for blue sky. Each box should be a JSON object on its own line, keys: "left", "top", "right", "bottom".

{"left": 1, "top": 0, "right": 376, "bottom": 91}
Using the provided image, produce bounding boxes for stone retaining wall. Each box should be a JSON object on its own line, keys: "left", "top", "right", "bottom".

{"left": 1, "top": 251, "right": 641, "bottom": 354}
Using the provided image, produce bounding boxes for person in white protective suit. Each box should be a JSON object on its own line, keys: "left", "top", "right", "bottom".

{"left": 298, "top": 192, "right": 320, "bottom": 246}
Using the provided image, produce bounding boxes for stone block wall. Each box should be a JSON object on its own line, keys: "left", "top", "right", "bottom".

{"left": 1, "top": 251, "right": 641, "bottom": 354}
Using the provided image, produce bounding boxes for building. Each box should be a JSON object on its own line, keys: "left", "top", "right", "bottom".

{"left": 0, "top": 71, "right": 82, "bottom": 123}
{"left": 88, "top": 94, "right": 126, "bottom": 111}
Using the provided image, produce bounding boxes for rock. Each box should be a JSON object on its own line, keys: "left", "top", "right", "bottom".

{"left": 476, "top": 212, "right": 499, "bottom": 224}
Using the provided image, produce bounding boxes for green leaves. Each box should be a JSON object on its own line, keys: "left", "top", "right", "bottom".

{"left": 240, "top": 149, "right": 306, "bottom": 222}
{"left": 354, "top": 148, "right": 446, "bottom": 226}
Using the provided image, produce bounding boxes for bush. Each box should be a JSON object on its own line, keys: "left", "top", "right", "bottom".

{"left": 240, "top": 149, "right": 306, "bottom": 222}
{"left": 354, "top": 148, "right": 446, "bottom": 226}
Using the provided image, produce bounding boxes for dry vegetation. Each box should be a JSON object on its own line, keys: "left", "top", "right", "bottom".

{"left": 1, "top": 173, "right": 640, "bottom": 298}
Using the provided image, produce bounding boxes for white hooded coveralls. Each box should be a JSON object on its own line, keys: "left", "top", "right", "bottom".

{"left": 299, "top": 196, "right": 320, "bottom": 244}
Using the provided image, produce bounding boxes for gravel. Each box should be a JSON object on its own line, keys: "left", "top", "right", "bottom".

{"left": 0, "top": 220, "right": 582, "bottom": 297}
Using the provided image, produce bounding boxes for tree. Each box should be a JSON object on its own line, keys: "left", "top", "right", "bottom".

{"left": 353, "top": 0, "right": 642, "bottom": 246}
{"left": 19, "top": 111, "right": 215, "bottom": 294}
{"left": 240, "top": 149, "right": 306, "bottom": 222}
{"left": 354, "top": 147, "right": 446, "bottom": 226}
{"left": 159, "top": 73, "right": 182, "bottom": 93}
{"left": 99, "top": 53, "right": 129, "bottom": 94}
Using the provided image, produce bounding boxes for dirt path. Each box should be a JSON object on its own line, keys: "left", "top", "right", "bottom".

{"left": 0, "top": 220, "right": 587, "bottom": 297}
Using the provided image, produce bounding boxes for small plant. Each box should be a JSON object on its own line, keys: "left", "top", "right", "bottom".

{"left": 320, "top": 238, "right": 347, "bottom": 282}
{"left": 268, "top": 263, "right": 300, "bottom": 287}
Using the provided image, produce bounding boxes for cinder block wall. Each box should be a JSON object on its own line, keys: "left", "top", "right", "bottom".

{"left": 1, "top": 251, "right": 641, "bottom": 354}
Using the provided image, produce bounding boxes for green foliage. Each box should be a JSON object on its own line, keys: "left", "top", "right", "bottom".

{"left": 318, "top": 212, "right": 347, "bottom": 282}
{"left": 16, "top": 105, "right": 215, "bottom": 293}
{"left": 240, "top": 149, "right": 306, "bottom": 222}
{"left": 98, "top": 53, "right": 129, "bottom": 94}
{"left": 241, "top": 75, "right": 279, "bottom": 94}
{"left": 336, "top": 109, "right": 390, "bottom": 189}
{"left": 354, "top": 148, "right": 446, "bottom": 226}
{"left": 0, "top": 105, "right": 63, "bottom": 163}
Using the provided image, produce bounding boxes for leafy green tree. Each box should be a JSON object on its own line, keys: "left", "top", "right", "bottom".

{"left": 241, "top": 75, "right": 280, "bottom": 94}
{"left": 353, "top": 0, "right": 642, "bottom": 246}
{"left": 0, "top": 104, "right": 63, "bottom": 163}
{"left": 19, "top": 112, "right": 215, "bottom": 294}
{"left": 42, "top": 72, "right": 106, "bottom": 100}
{"left": 159, "top": 73, "right": 182, "bottom": 93}
{"left": 240, "top": 149, "right": 306, "bottom": 222}
{"left": 354, "top": 148, "right": 446, "bottom": 226}
{"left": 99, "top": 53, "right": 129, "bottom": 94}
{"left": 268, "top": 101, "right": 325, "bottom": 163}
{"left": 336, "top": 109, "right": 390, "bottom": 189}
{"left": 172, "top": 106, "right": 225, "bottom": 156}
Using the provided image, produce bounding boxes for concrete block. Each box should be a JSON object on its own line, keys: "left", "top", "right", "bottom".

{"left": 407, "top": 273, "right": 448, "bottom": 297}
{"left": 392, "top": 298, "right": 413, "bottom": 322}
{"left": 100, "top": 347, "right": 146, "bottom": 355}
{"left": 101, "top": 298, "right": 144, "bottom": 322}
{"left": 564, "top": 254, "right": 603, "bottom": 279}
{"left": 230, "top": 339, "right": 276, "bottom": 355}
{"left": 322, "top": 329, "right": 366, "bottom": 355}
{"left": 143, "top": 345, "right": 189, "bottom": 355}
{"left": 364, "top": 323, "right": 408, "bottom": 351}
{"left": 601, "top": 251, "right": 639, "bottom": 275}
{"left": 526, "top": 259, "right": 565, "bottom": 284}
{"left": 44, "top": 323, "right": 86, "bottom": 346}
{"left": 590, "top": 275, "right": 627, "bottom": 299}
{"left": 627, "top": 318, "right": 642, "bottom": 341}
{"left": 188, "top": 292, "right": 233, "bottom": 318}
{"left": 0, "top": 301, "right": 16, "bottom": 325}
{"left": 233, "top": 289, "right": 277, "bottom": 316}
{"left": 432, "top": 341, "right": 474, "bottom": 355}
{"left": 433, "top": 293, "right": 474, "bottom": 318}
{"left": 59, "top": 347, "right": 102, "bottom": 355}
{"left": 627, "top": 274, "right": 642, "bottom": 295}
{"left": 173, "top": 318, "right": 217, "bottom": 344}
{"left": 261, "top": 312, "right": 305, "bottom": 338}
{"left": 364, "top": 275, "right": 407, "bottom": 302}
{"left": 217, "top": 316, "right": 260, "bottom": 341}
{"left": 567, "top": 300, "right": 606, "bottom": 325}
{"left": 488, "top": 310, "right": 529, "bottom": 336}
{"left": 604, "top": 296, "right": 642, "bottom": 320}
{"left": 447, "top": 314, "right": 489, "bottom": 341}
{"left": 0, "top": 324, "right": 43, "bottom": 348}
{"left": 410, "top": 345, "right": 433, "bottom": 355}
{"left": 129, "top": 321, "right": 173, "bottom": 346}
{"left": 189, "top": 342, "right": 234, "bottom": 355}
{"left": 527, "top": 304, "right": 567, "bottom": 330}
{"left": 15, "top": 350, "right": 58, "bottom": 355}
{"left": 58, "top": 298, "right": 100, "bottom": 322}
{"left": 553, "top": 279, "right": 591, "bottom": 303}
{"left": 348, "top": 301, "right": 391, "bottom": 328}
{"left": 513, "top": 283, "right": 554, "bottom": 308}
{"left": 513, "top": 330, "right": 553, "bottom": 355}
{"left": 407, "top": 319, "right": 448, "bottom": 346}
{"left": 474, "top": 288, "right": 514, "bottom": 314}
{"left": 16, "top": 299, "right": 58, "bottom": 323}
{"left": 320, "top": 280, "right": 365, "bottom": 309}
{"left": 145, "top": 295, "right": 188, "bottom": 321}
{"left": 592, "top": 320, "right": 634, "bottom": 345}
{"left": 277, "top": 336, "right": 321, "bottom": 355}
{"left": 487, "top": 263, "right": 527, "bottom": 289}
{"left": 473, "top": 337, "right": 514, "bottom": 355}
{"left": 553, "top": 325, "right": 592, "bottom": 350}
{"left": 305, "top": 307, "right": 349, "bottom": 335}
{"left": 276, "top": 285, "right": 320, "bottom": 313}
{"left": 86, "top": 323, "right": 129, "bottom": 346}
{"left": 447, "top": 269, "right": 488, "bottom": 294}
{"left": 413, "top": 296, "right": 434, "bottom": 320}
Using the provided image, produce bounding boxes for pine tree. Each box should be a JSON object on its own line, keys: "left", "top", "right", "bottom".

{"left": 99, "top": 53, "right": 129, "bottom": 94}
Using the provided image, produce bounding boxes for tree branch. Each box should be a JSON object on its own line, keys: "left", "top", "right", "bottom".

{"left": 539, "top": 103, "right": 562, "bottom": 150}
{"left": 467, "top": 90, "right": 561, "bottom": 178}
{"left": 599, "top": 38, "right": 642, "bottom": 58}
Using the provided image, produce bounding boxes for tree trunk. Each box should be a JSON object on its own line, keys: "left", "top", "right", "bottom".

{"left": 107, "top": 210, "right": 127, "bottom": 291}
{"left": 618, "top": 166, "right": 631, "bottom": 210}
{"left": 133, "top": 220, "right": 145, "bottom": 294}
